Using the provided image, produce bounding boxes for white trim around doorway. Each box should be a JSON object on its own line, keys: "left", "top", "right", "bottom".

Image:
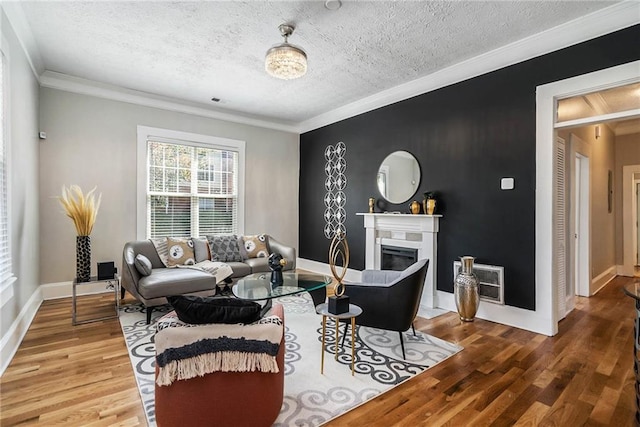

{"left": 536, "top": 60, "right": 640, "bottom": 336}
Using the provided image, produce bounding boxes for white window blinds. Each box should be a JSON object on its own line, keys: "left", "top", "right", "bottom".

{"left": 146, "top": 140, "right": 239, "bottom": 238}
{"left": 0, "top": 49, "right": 12, "bottom": 286}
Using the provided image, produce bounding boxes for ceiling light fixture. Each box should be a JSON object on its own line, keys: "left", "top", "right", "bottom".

{"left": 265, "top": 24, "right": 307, "bottom": 80}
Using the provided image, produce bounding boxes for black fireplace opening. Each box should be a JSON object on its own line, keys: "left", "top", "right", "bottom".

{"left": 381, "top": 245, "right": 418, "bottom": 271}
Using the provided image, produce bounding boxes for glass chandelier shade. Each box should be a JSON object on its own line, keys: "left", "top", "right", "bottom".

{"left": 265, "top": 24, "right": 307, "bottom": 80}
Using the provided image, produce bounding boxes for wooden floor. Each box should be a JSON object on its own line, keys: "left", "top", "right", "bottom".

{"left": 1, "top": 276, "right": 637, "bottom": 426}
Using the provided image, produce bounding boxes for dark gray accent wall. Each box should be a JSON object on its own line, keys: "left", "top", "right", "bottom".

{"left": 299, "top": 25, "right": 640, "bottom": 310}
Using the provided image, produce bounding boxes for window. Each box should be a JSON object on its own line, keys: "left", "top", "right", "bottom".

{"left": 0, "top": 39, "right": 15, "bottom": 306}
{"left": 137, "top": 126, "right": 245, "bottom": 239}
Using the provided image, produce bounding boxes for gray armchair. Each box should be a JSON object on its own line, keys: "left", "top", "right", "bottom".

{"left": 342, "top": 258, "right": 429, "bottom": 359}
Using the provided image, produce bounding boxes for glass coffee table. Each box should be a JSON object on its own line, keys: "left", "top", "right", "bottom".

{"left": 233, "top": 271, "right": 332, "bottom": 315}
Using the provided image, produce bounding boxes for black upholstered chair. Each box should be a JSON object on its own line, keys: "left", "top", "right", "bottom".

{"left": 341, "top": 258, "right": 429, "bottom": 359}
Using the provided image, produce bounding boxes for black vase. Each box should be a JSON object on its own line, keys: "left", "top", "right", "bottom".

{"left": 76, "top": 235, "right": 91, "bottom": 282}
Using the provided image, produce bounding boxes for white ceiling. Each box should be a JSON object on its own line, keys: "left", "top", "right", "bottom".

{"left": 14, "top": 1, "right": 631, "bottom": 130}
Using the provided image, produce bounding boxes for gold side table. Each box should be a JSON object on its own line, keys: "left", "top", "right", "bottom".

{"left": 72, "top": 274, "right": 120, "bottom": 325}
{"left": 316, "top": 302, "right": 362, "bottom": 376}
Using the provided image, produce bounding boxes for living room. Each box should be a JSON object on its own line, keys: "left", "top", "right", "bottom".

{"left": 1, "top": 1, "right": 640, "bottom": 425}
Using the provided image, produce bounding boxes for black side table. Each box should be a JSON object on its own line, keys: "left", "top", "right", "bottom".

{"left": 623, "top": 282, "right": 640, "bottom": 424}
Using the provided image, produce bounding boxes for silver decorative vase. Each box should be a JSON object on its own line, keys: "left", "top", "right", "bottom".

{"left": 454, "top": 256, "right": 479, "bottom": 322}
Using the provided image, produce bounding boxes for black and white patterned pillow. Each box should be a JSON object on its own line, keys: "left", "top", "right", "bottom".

{"left": 206, "top": 234, "right": 243, "bottom": 262}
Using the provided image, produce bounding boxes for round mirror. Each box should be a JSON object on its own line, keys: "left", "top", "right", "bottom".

{"left": 376, "top": 151, "right": 421, "bottom": 204}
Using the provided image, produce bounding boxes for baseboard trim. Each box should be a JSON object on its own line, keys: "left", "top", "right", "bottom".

{"left": 296, "top": 258, "right": 362, "bottom": 283}
{"left": 0, "top": 286, "right": 43, "bottom": 376}
{"left": 591, "top": 266, "right": 617, "bottom": 295}
{"left": 436, "top": 291, "right": 554, "bottom": 336}
{"left": 40, "top": 281, "right": 114, "bottom": 300}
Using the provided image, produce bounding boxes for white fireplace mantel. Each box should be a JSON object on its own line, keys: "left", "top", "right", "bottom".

{"left": 357, "top": 213, "right": 442, "bottom": 312}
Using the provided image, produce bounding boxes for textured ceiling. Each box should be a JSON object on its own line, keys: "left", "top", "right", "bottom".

{"left": 19, "top": 1, "right": 618, "bottom": 126}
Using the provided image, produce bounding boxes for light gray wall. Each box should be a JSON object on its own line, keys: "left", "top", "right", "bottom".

{"left": 589, "top": 124, "right": 616, "bottom": 281}
{"left": 1, "top": 10, "right": 41, "bottom": 338}
{"left": 614, "top": 132, "right": 640, "bottom": 265}
{"left": 39, "top": 88, "right": 299, "bottom": 284}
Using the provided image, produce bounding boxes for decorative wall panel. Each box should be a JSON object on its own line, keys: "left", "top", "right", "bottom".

{"left": 323, "top": 142, "right": 347, "bottom": 239}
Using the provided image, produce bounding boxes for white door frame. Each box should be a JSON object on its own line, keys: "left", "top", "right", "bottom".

{"left": 623, "top": 165, "right": 640, "bottom": 275}
{"left": 570, "top": 134, "right": 591, "bottom": 298}
{"left": 536, "top": 60, "right": 640, "bottom": 336}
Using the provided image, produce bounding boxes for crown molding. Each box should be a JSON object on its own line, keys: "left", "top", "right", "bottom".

{"left": 39, "top": 71, "right": 300, "bottom": 133}
{"left": 0, "top": 2, "right": 44, "bottom": 80}
{"left": 3, "top": 1, "right": 638, "bottom": 135}
{"left": 298, "top": 1, "right": 640, "bottom": 133}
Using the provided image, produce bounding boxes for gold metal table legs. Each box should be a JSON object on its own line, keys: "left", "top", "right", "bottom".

{"left": 321, "top": 315, "right": 327, "bottom": 374}
{"left": 320, "top": 314, "right": 357, "bottom": 376}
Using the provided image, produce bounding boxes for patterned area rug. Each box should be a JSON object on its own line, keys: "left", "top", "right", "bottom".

{"left": 119, "top": 293, "right": 462, "bottom": 426}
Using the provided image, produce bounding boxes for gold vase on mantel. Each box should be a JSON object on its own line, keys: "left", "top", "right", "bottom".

{"left": 423, "top": 192, "right": 436, "bottom": 215}
{"left": 409, "top": 200, "right": 421, "bottom": 214}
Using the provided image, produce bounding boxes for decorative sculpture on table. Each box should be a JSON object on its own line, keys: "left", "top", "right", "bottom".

{"left": 59, "top": 185, "right": 101, "bottom": 282}
{"left": 268, "top": 253, "right": 287, "bottom": 285}
{"left": 328, "top": 232, "right": 350, "bottom": 314}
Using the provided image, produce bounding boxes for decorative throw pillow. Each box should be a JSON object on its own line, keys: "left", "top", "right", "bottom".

{"left": 166, "top": 237, "right": 196, "bottom": 267}
{"left": 206, "top": 235, "right": 243, "bottom": 262}
{"left": 167, "top": 296, "right": 262, "bottom": 325}
{"left": 237, "top": 235, "right": 249, "bottom": 260}
{"left": 242, "top": 234, "right": 270, "bottom": 259}
{"left": 192, "top": 237, "right": 211, "bottom": 263}
{"left": 134, "top": 254, "right": 153, "bottom": 276}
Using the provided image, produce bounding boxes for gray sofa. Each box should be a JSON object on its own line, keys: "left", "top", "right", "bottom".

{"left": 121, "top": 235, "right": 296, "bottom": 323}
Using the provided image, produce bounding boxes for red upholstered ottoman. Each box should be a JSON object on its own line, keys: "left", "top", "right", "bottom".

{"left": 155, "top": 304, "right": 285, "bottom": 427}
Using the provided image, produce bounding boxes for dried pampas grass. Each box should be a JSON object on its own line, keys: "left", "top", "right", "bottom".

{"left": 59, "top": 185, "right": 102, "bottom": 236}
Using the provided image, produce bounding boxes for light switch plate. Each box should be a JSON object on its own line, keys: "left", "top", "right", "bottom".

{"left": 501, "top": 177, "right": 514, "bottom": 190}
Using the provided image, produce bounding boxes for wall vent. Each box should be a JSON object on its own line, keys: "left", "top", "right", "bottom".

{"left": 453, "top": 261, "right": 504, "bottom": 305}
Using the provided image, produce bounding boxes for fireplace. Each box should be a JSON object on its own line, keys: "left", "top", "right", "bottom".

{"left": 357, "top": 212, "right": 441, "bottom": 310}
{"left": 381, "top": 245, "right": 418, "bottom": 271}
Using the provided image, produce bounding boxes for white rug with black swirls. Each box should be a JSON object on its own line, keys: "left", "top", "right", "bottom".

{"left": 119, "top": 293, "right": 462, "bottom": 426}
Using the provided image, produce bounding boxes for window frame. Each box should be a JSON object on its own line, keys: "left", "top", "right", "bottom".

{"left": 0, "top": 34, "right": 16, "bottom": 308}
{"left": 136, "top": 126, "right": 245, "bottom": 240}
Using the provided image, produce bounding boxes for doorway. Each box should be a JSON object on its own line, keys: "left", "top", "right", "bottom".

{"left": 536, "top": 60, "right": 640, "bottom": 336}
{"left": 572, "top": 149, "right": 590, "bottom": 299}
{"left": 555, "top": 133, "right": 590, "bottom": 322}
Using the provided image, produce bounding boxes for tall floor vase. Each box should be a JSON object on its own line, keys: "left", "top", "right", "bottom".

{"left": 76, "top": 235, "right": 91, "bottom": 282}
{"left": 454, "top": 256, "right": 479, "bottom": 322}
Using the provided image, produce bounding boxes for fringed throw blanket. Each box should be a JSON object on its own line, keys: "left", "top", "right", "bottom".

{"left": 150, "top": 238, "right": 232, "bottom": 284}
{"left": 176, "top": 260, "right": 233, "bottom": 285}
{"left": 155, "top": 314, "right": 283, "bottom": 386}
